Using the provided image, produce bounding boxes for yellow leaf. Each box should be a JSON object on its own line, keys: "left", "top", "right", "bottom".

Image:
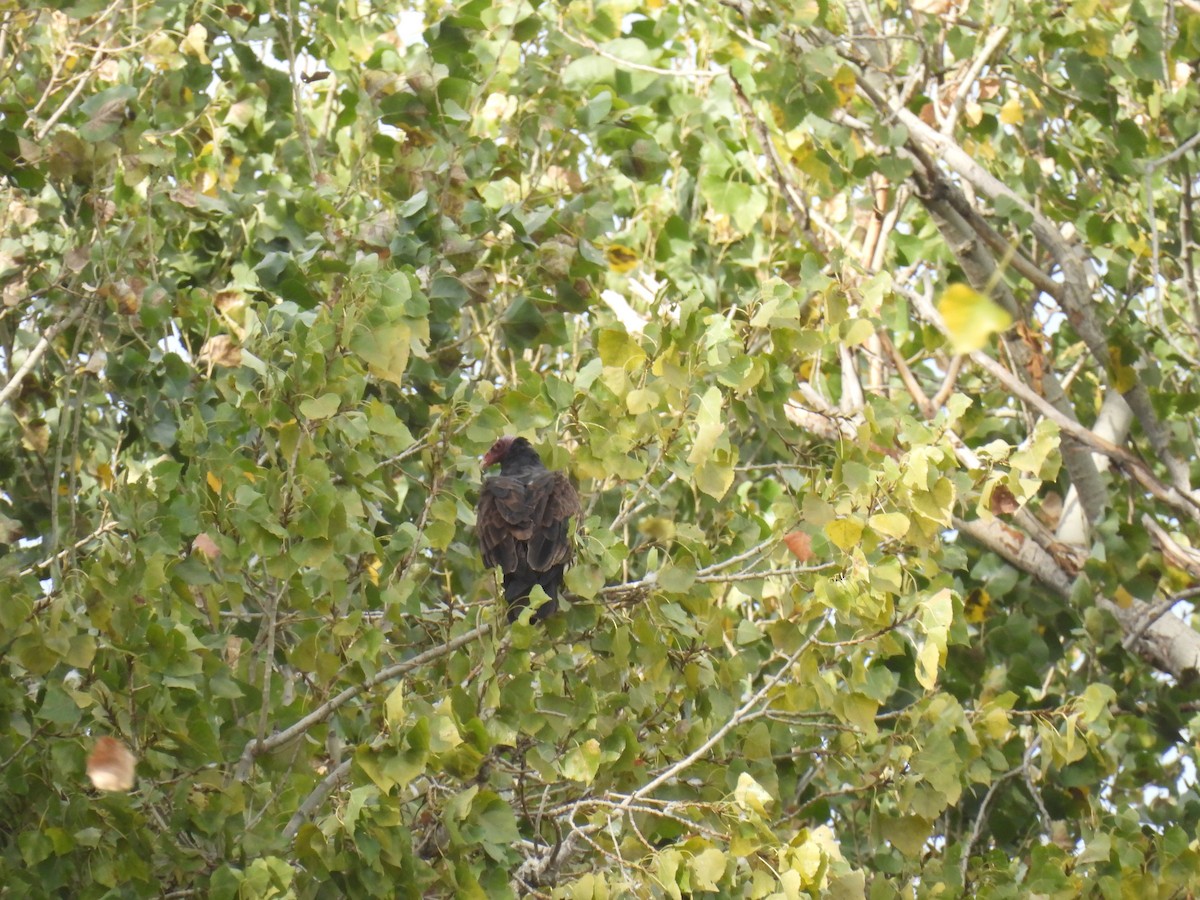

{"left": 826, "top": 517, "right": 864, "bottom": 551}
{"left": 915, "top": 629, "right": 946, "bottom": 690}
{"left": 1083, "top": 27, "right": 1109, "bottom": 58}
{"left": 1108, "top": 343, "right": 1138, "bottom": 392}
{"left": 180, "top": 23, "right": 210, "bottom": 64}
{"left": 688, "top": 848, "right": 727, "bottom": 891}
{"left": 937, "top": 284, "right": 1012, "bottom": 353}
{"left": 206, "top": 471, "right": 222, "bottom": 493}
{"left": 832, "top": 65, "right": 857, "bottom": 106}
{"left": 734, "top": 772, "right": 774, "bottom": 815}
{"left": 384, "top": 683, "right": 405, "bottom": 728}
{"left": 868, "top": 512, "right": 910, "bottom": 539}
{"left": 97, "top": 462, "right": 114, "bottom": 489}
{"left": 637, "top": 517, "right": 676, "bottom": 542}
{"left": 1113, "top": 585, "right": 1134, "bottom": 609}
{"left": 982, "top": 706, "right": 1011, "bottom": 740}
{"left": 365, "top": 555, "right": 381, "bottom": 586}
{"left": 998, "top": 97, "right": 1024, "bottom": 125}
{"left": 605, "top": 244, "right": 639, "bottom": 273}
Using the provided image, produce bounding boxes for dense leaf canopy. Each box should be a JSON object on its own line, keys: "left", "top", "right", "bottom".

{"left": 5, "top": 0, "right": 1200, "bottom": 895}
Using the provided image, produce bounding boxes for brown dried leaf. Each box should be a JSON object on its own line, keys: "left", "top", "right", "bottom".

{"left": 213, "top": 290, "right": 247, "bottom": 334}
{"left": 111, "top": 279, "right": 140, "bottom": 314}
{"left": 21, "top": 419, "right": 50, "bottom": 454}
{"left": 977, "top": 77, "right": 1001, "bottom": 101}
{"left": 989, "top": 483, "right": 1019, "bottom": 516}
{"left": 87, "top": 737, "right": 136, "bottom": 792}
{"left": 64, "top": 245, "right": 91, "bottom": 272}
{"left": 169, "top": 187, "right": 199, "bottom": 208}
{"left": 1037, "top": 492, "right": 1063, "bottom": 529}
{"left": 89, "top": 196, "right": 117, "bottom": 224}
{"left": 3, "top": 279, "right": 28, "bottom": 308}
{"left": 784, "top": 531, "right": 814, "bottom": 562}
{"left": 192, "top": 533, "right": 221, "bottom": 561}
{"left": 197, "top": 334, "right": 242, "bottom": 369}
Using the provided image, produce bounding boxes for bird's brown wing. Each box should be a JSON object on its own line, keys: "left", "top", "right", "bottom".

{"left": 525, "top": 471, "right": 580, "bottom": 571}
{"left": 477, "top": 475, "right": 532, "bottom": 572}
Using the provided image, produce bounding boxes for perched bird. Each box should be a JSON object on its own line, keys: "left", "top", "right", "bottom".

{"left": 476, "top": 436, "right": 580, "bottom": 622}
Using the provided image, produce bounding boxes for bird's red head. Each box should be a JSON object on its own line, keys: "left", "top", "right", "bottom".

{"left": 482, "top": 435, "right": 517, "bottom": 468}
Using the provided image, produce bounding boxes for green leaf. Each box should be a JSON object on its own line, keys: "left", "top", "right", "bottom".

{"left": 561, "top": 738, "right": 602, "bottom": 783}
{"left": 1079, "top": 683, "right": 1116, "bottom": 723}
{"left": 385, "top": 683, "right": 405, "bottom": 728}
{"left": 299, "top": 393, "right": 341, "bottom": 419}
{"left": 563, "top": 55, "right": 616, "bottom": 90}
{"left": 626, "top": 387, "right": 658, "bottom": 414}
{"left": 881, "top": 815, "right": 934, "bottom": 857}
{"left": 687, "top": 385, "right": 725, "bottom": 466}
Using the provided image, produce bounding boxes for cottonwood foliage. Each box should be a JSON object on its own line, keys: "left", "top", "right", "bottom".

{"left": 4, "top": 0, "right": 1200, "bottom": 895}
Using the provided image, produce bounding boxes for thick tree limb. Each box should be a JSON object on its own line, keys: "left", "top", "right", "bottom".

{"left": 893, "top": 107, "right": 1196, "bottom": 502}
{"left": 954, "top": 516, "right": 1200, "bottom": 678}
{"left": 917, "top": 194, "right": 1107, "bottom": 526}
{"left": 1057, "top": 390, "right": 1133, "bottom": 544}
{"left": 967, "top": 351, "right": 1200, "bottom": 525}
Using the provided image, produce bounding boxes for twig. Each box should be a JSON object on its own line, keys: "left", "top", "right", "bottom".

{"left": 696, "top": 565, "right": 832, "bottom": 584}
{"left": 1121, "top": 596, "right": 1183, "bottom": 651}
{"left": 1021, "top": 735, "right": 1051, "bottom": 832}
{"left": 620, "top": 617, "right": 829, "bottom": 805}
{"left": 560, "top": 28, "right": 720, "bottom": 79}
{"left": 275, "top": 0, "right": 318, "bottom": 179}
{"left": 18, "top": 520, "right": 119, "bottom": 577}
{"left": 930, "top": 355, "right": 964, "bottom": 410}
{"left": 942, "top": 26, "right": 1010, "bottom": 134}
{"left": 1144, "top": 129, "right": 1200, "bottom": 172}
{"left": 235, "top": 622, "right": 491, "bottom": 773}
{"left": 283, "top": 757, "right": 353, "bottom": 840}
{"left": 969, "top": 350, "right": 1200, "bottom": 522}
{"left": 959, "top": 766, "right": 1021, "bottom": 883}
{"left": 879, "top": 331, "right": 933, "bottom": 417}
{"left": 0, "top": 305, "right": 86, "bottom": 408}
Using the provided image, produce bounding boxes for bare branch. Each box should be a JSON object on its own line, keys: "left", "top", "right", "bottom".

{"left": 236, "top": 622, "right": 492, "bottom": 775}
{"left": 0, "top": 305, "right": 87, "bottom": 408}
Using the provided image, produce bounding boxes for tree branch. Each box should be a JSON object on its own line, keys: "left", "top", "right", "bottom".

{"left": 235, "top": 622, "right": 492, "bottom": 776}
{"left": 0, "top": 304, "right": 86, "bottom": 408}
{"left": 953, "top": 516, "right": 1200, "bottom": 678}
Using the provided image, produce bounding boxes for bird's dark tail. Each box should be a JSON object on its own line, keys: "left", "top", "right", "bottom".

{"left": 504, "top": 564, "right": 565, "bottom": 622}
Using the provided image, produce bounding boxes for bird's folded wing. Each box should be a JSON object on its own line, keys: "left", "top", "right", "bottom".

{"left": 525, "top": 472, "right": 580, "bottom": 570}
{"left": 477, "top": 476, "right": 531, "bottom": 569}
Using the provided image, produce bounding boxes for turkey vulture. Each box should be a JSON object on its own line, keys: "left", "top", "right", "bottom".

{"left": 477, "top": 436, "right": 580, "bottom": 622}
